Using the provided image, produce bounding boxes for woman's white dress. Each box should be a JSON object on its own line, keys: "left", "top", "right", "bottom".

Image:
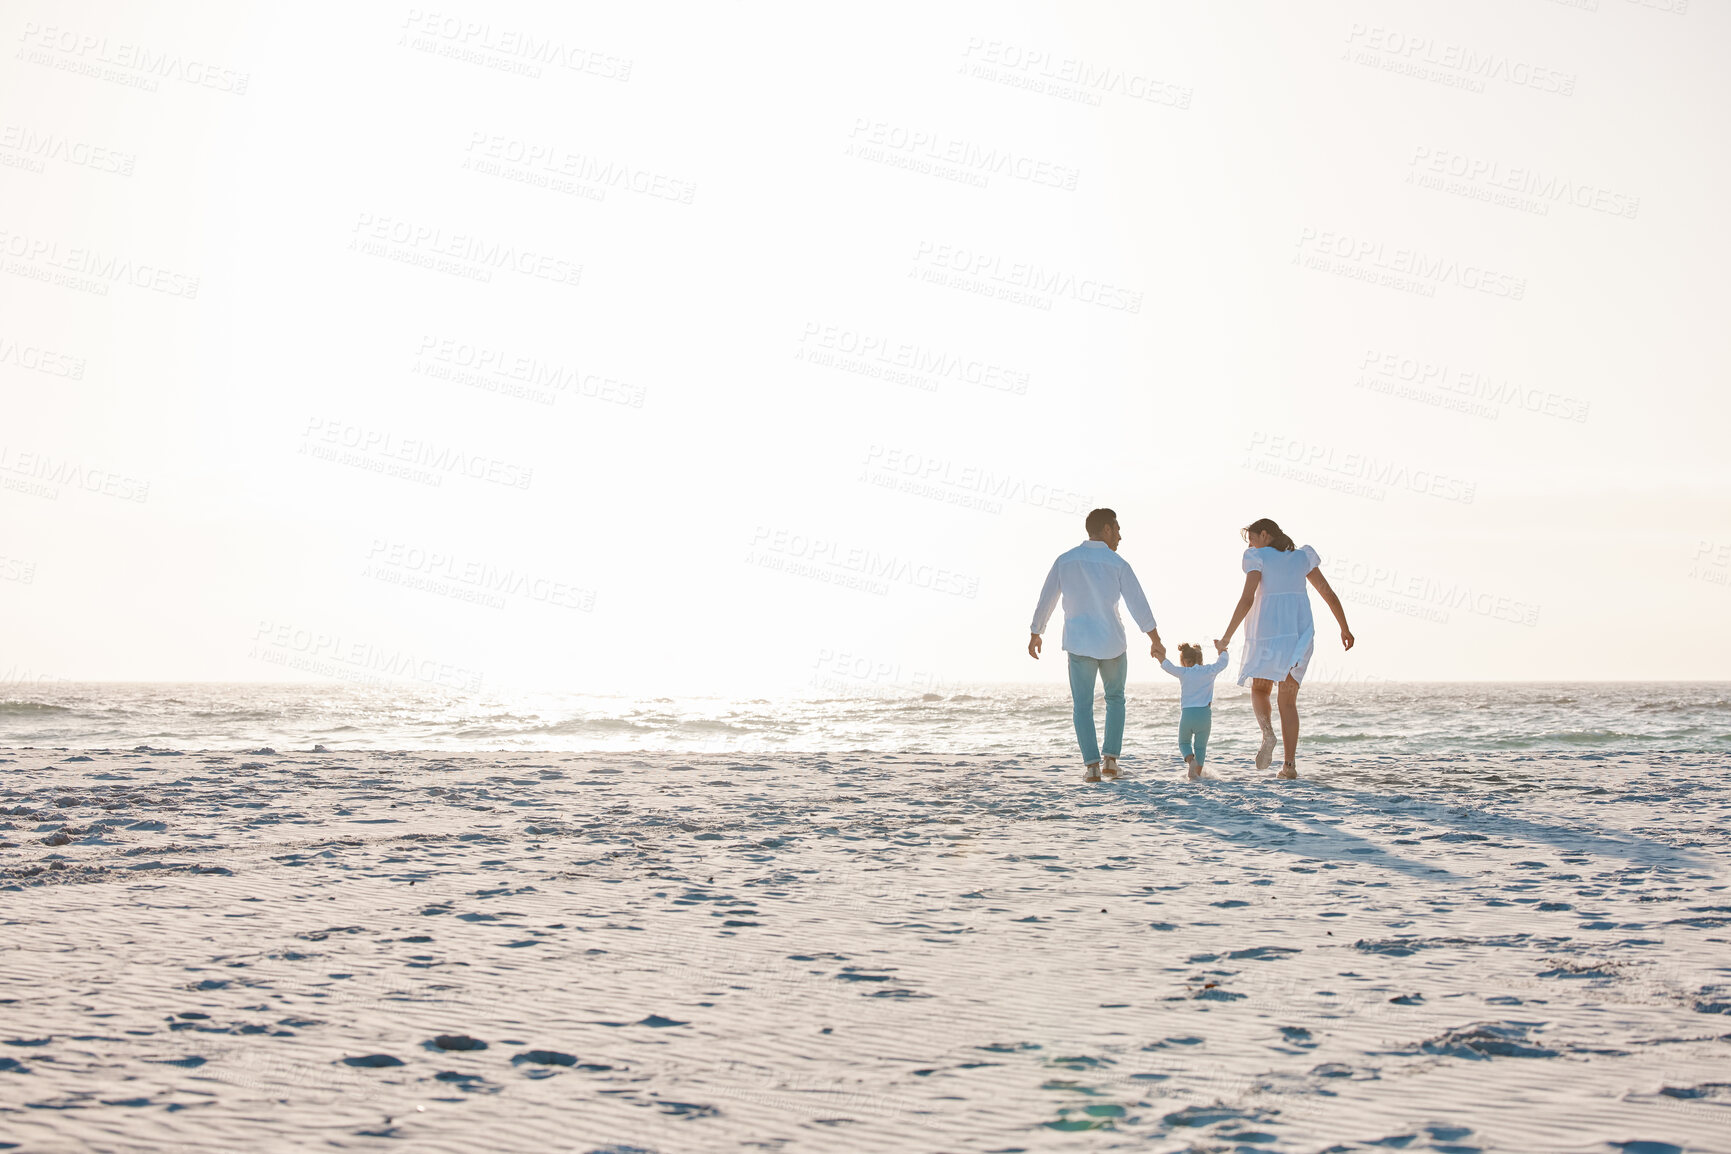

{"left": 1236, "top": 545, "right": 1320, "bottom": 687}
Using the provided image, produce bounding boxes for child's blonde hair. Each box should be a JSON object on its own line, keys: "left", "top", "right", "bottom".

{"left": 1178, "top": 642, "right": 1203, "bottom": 666}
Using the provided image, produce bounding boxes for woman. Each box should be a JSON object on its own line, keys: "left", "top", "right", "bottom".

{"left": 1215, "top": 518, "right": 1354, "bottom": 779}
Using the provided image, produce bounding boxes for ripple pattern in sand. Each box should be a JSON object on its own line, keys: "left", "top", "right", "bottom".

{"left": 1, "top": 747, "right": 1728, "bottom": 1152}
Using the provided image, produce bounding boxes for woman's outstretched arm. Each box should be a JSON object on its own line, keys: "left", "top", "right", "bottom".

{"left": 1306, "top": 567, "right": 1355, "bottom": 650}
{"left": 1215, "top": 571, "right": 1261, "bottom": 650}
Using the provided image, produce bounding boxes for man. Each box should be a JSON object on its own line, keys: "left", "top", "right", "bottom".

{"left": 1029, "top": 508, "right": 1164, "bottom": 783}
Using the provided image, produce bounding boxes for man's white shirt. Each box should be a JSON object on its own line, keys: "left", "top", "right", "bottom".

{"left": 1029, "top": 540, "right": 1157, "bottom": 660}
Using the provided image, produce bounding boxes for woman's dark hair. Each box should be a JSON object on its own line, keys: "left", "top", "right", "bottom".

{"left": 1178, "top": 642, "right": 1203, "bottom": 666}
{"left": 1241, "top": 517, "right": 1295, "bottom": 551}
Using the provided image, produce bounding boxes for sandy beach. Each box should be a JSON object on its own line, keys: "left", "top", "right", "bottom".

{"left": 2, "top": 745, "right": 1727, "bottom": 1152}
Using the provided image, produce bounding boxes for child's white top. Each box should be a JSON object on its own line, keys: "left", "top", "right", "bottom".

{"left": 1160, "top": 649, "right": 1230, "bottom": 707}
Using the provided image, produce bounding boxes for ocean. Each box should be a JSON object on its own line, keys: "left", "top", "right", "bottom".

{"left": 1, "top": 680, "right": 1727, "bottom": 762}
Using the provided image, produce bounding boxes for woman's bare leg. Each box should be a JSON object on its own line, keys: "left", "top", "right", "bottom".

{"left": 1276, "top": 676, "right": 1300, "bottom": 778}
{"left": 1250, "top": 678, "right": 1276, "bottom": 769}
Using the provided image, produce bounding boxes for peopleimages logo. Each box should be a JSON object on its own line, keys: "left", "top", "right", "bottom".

{"left": 747, "top": 526, "right": 980, "bottom": 599}
{"left": 1690, "top": 540, "right": 1729, "bottom": 589}
{"left": 364, "top": 539, "right": 596, "bottom": 611}
{"left": 250, "top": 620, "right": 483, "bottom": 692}
{"left": 1407, "top": 147, "right": 1640, "bottom": 220}
{"left": 301, "top": 418, "right": 533, "bottom": 490}
{"left": 1356, "top": 348, "right": 1590, "bottom": 424}
{"left": 797, "top": 322, "right": 1029, "bottom": 395}
{"left": 1243, "top": 432, "right": 1476, "bottom": 505}
{"left": 845, "top": 118, "right": 1080, "bottom": 191}
{"left": 860, "top": 444, "right": 1087, "bottom": 516}
{"left": 0, "top": 445, "right": 150, "bottom": 502}
{"left": 1329, "top": 555, "right": 1540, "bottom": 627}
{"left": 957, "top": 38, "right": 1193, "bottom": 110}
{"left": 349, "top": 212, "right": 582, "bottom": 288}
{"left": 1343, "top": 23, "right": 1576, "bottom": 96}
{"left": 0, "top": 124, "right": 136, "bottom": 176}
{"left": 463, "top": 132, "right": 695, "bottom": 205}
{"left": 398, "top": 9, "right": 633, "bottom": 81}
{"left": 16, "top": 22, "right": 251, "bottom": 94}
{"left": 911, "top": 241, "right": 1142, "bottom": 313}
{"left": 0, "top": 333, "right": 86, "bottom": 380}
{"left": 1294, "top": 228, "right": 1525, "bottom": 301}
{"left": 413, "top": 335, "right": 647, "bottom": 408}
{"left": 0, "top": 227, "right": 200, "bottom": 298}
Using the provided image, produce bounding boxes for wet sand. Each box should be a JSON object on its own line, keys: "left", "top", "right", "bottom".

{"left": 2, "top": 747, "right": 1727, "bottom": 1152}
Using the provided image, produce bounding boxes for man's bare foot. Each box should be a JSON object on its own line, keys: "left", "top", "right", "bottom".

{"left": 1083, "top": 762, "right": 1102, "bottom": 783}
{"left": 1101, "top": 755, "right": 1119, "bottom": 780}
{"left": 1255, "top": 727, "right": 1276, "bottom": 770}
{"left": 1277, "top": 762, "right": 1298, "bottom": 780}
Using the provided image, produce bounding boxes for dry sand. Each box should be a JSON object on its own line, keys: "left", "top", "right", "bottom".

{"left": 2, "top": 747, "right": 1728, "bottom": 1152}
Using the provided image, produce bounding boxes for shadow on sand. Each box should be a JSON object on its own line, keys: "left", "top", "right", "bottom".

{"left": 1099, "top": 775, "right": 1703, "bottom": 881}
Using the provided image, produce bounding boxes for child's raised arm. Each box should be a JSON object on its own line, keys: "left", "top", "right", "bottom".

{"left": 1158, "top": 658, "right": 1182, "bottom": 677}
{"left": 1208, "top": 648, "right": 1230, "bottom": 673}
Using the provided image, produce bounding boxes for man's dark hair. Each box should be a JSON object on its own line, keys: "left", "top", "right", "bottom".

{"left": 1085, "top": 508, "right": 1117, "bottom": 537}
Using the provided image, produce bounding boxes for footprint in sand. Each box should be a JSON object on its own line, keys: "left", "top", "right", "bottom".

{"left": 512, "top": 1050, "right": 577, "bottom": 1067}
{"left": 427, "top": 1035, "right": 487, "bottom": 1052}
{"left": 432, "top": 1070, "right": 500, "bottom": 1094}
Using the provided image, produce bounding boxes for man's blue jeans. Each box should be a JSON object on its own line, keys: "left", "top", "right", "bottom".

{"left": 1068, "top": 652, "right": 1127, "bottom": 765}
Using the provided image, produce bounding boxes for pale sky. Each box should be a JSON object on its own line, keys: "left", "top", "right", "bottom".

{"left": 2, "top": 0, "right": 1727, "bottom": 696}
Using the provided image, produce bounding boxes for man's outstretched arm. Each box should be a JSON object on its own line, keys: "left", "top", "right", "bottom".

{"left": 1028, "top": 560, "right": 1061, "bottom": 659}
{"left": 1120, "top": 563, "right": 1165, "bottom": 661}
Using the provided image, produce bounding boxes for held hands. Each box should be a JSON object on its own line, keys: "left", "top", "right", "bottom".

{"left": 1028, "top": 633, "right": 1042, "bottom": 659}
{"left": 1148, "top": 631, "right": 1166, "bottom": 662}
{"left": 1213, "top": 639, "right": 1226, "bottom": 654}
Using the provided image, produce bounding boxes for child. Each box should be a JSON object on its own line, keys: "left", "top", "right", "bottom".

{"left": 1160, "top": 642, "right": 1230, "bottom": 779}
